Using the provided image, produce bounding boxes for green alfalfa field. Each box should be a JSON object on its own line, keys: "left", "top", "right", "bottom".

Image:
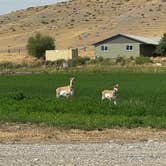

{"left": 0, "top": 70, "right": 166, "bottom": 130}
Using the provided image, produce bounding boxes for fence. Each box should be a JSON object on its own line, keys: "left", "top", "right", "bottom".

{"left": 0, "top": 46, "right": 95, "bottom": 58}
{"left": 0, "top": 47, "right": 27, "bottom": 55}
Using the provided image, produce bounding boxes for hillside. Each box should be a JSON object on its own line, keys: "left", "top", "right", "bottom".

{"left": 0, "top": 0, "right": 165, "bottom": 51}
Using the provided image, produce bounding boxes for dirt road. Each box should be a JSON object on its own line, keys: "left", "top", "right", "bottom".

{"left": 0, "top": 141, "right": 166, "bottom": 166}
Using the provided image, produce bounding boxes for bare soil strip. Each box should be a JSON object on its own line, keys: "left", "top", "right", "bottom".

{"left": 0, "top": 123, "right": 166, "bottom": 144}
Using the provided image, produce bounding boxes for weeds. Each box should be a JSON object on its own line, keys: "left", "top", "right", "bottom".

{"left": 135, "top": 56, "right": 152, "bottom": 65}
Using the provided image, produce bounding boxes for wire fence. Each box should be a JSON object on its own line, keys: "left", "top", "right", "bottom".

{"left": 0, "top": 47, "right": 27, "bottom": 54}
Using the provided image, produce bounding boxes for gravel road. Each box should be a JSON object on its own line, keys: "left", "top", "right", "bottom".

{"left": 0, "top": 141, "right": 166, "bottom": 166}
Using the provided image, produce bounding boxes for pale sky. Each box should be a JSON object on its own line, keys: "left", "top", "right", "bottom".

{"left": 0, "top": 0, "right": 66, "bottom": 15}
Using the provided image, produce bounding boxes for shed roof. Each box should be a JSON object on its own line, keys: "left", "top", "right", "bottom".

{"left": 93, "top": 34, "right": 161, "bottom": 46}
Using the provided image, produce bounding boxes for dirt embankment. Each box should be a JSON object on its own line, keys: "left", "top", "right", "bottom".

{"left": 0, "top": 123, "right": 166, "bottom": 144}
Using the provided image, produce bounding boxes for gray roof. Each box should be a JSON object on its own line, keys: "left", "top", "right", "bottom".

{"left": 93, "top": 34, "right": 161, "bottom": 45}
{"left": 122, "top": 34, "right": 161, "bottom": 45}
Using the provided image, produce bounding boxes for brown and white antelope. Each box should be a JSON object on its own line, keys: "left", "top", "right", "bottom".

{"left": 101, "top": 84, "right": 119, "bottom": 105}
{"left": 56, "top": 77, "right": 75, "bottom": 98}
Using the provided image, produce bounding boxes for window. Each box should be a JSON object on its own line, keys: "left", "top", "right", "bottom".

{"left": 101, "top": 45, "right": 108, "bottom": 51}
{"left": 126, "top": 45, "right": 133, "bottom": 51}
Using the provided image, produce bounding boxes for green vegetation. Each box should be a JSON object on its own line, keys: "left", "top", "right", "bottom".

{"left": 0, "top": 71, "right": 166, "bottom": 130}
{"left": 135, "top": 56, "right": 151, "bottom": 65}
{"left": 155, "top": 33, "right": 166, "bottom": 56}
{"left": 26, "top": 33, "right": 55, "bottom": 58}
{"left": 0, "top": 55, "right": 156, "bottom": 72}
{"left": 115, "top": 56, "right": 126, "bottom": 65}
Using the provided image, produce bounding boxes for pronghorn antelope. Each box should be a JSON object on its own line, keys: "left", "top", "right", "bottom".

{"left": 101, "top": 84, "right": 119, "bottom": 105}
{"left": 56, "top": 77, "right": 75, "bottom": 98}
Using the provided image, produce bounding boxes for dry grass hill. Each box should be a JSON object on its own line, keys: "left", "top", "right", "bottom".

{"left": 0, "top": 0, "right": 165, "bottom": 52}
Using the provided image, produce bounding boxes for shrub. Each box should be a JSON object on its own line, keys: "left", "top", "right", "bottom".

{"left": 155, "top": 33, "right": 166, "bottom": 56}
{"left": 89, "top": 56, "right": 106, "bottom": 64}
{"left": 10, "top": 92, "right": 27, "bottom": 101}
{"left": 44, "top": 60, "right": 57, "bottom": 67}
{"left": 45, "top": 59, "right": 67, "bottom": 69}
{"left": 84, "top": 57, "right": 91, "bottom": 61}
{"left": 96, "top": 56, "right": 104, "bottom": 62}
{"left": 116, "top": 56, "right": 126, "bottom": 65}
{"left": 135, "top": 56, "right": 151, "bottom": 65}
{"left": 0, "top": 62, "right": 21, "bottom": 69}
{"left": 68, "top": 57, "right": 90, "bottom": 67}
{"left": 89, "top": 59, "right": 97, "bottom": 64}
{"left": 129, "top": 56, "right": 134, "bottom": 61}
{"left": 56, "top": 59, "right": 67, "bottom": 69}
{"left": 26, "top": 33, "right": 55, "bottom": 59}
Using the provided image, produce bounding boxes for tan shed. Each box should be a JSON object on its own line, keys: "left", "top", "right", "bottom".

{"left": 45, "top": 49, "right": 78, "bottom": 61}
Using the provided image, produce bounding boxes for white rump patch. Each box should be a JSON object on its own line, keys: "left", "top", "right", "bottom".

{"left": 105, "top": 93, "right": 113, "bottom": 98}
{"left": 59, "top": 90, "right": 69, "bottom": 97}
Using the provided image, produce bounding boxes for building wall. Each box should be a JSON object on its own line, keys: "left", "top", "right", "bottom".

{"left": 140, "top": 44, "right": 156, "bottom": 56}
{"left": 78, "top": 46, "right": 95, "bottom": 58}
{"left": 95, "top": 43, "right": 140, "bottom": 58}
{"left": 45, "top": 49, "right": 73, "bottom": 61}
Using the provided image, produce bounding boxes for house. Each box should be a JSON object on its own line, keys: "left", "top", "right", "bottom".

{"left": 93, "top": 34, "right": 161, "bottom": 58}
{"left": 45, "top": 48, "right": 78, "bottom": 61}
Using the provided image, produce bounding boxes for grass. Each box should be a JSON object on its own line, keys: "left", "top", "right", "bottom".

{"left": 0, "top": 71, "right": 166, "bottom": 130}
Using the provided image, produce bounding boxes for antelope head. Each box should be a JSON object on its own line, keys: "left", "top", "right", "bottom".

{"left": 70, "top": 77, "right": 75, "bottom": 88}
{"left": 113, "top": 84, "right": 119, "bottom": 93}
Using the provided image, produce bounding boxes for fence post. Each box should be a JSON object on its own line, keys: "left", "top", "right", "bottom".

{"left": 8, "top": 46, "right": 11, "bottom": 54}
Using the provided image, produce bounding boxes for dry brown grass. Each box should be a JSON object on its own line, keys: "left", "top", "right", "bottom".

{"left": 0, "top": 54, "right": 41, "bottom": 65}
{"left": 0, "top": 123, "right": 166, "bottom": 144}
{"left": 151, "top": 56, "right": 166, "bottom": 63}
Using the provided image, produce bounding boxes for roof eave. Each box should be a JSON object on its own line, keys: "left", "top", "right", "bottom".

{"left": 93, "top": 34, "right": 159, "bottom": 46}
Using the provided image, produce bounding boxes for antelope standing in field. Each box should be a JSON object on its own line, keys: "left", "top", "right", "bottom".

{"left": 101, "top": 84, "right": 119, "bottom": 105}
{"left": 56, "top": 77, "right": 75, "bottom": 98}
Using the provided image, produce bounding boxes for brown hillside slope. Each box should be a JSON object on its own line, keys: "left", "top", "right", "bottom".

{"left": 0, "top": 0, "right": 165, "bottom": 51}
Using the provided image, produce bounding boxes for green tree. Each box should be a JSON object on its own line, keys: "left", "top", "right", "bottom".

{"left": 26, "top": 33, "right": 55, "bottom": 58}
{"left": 155, "top": 33, "right": 166, "bottom": 56}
